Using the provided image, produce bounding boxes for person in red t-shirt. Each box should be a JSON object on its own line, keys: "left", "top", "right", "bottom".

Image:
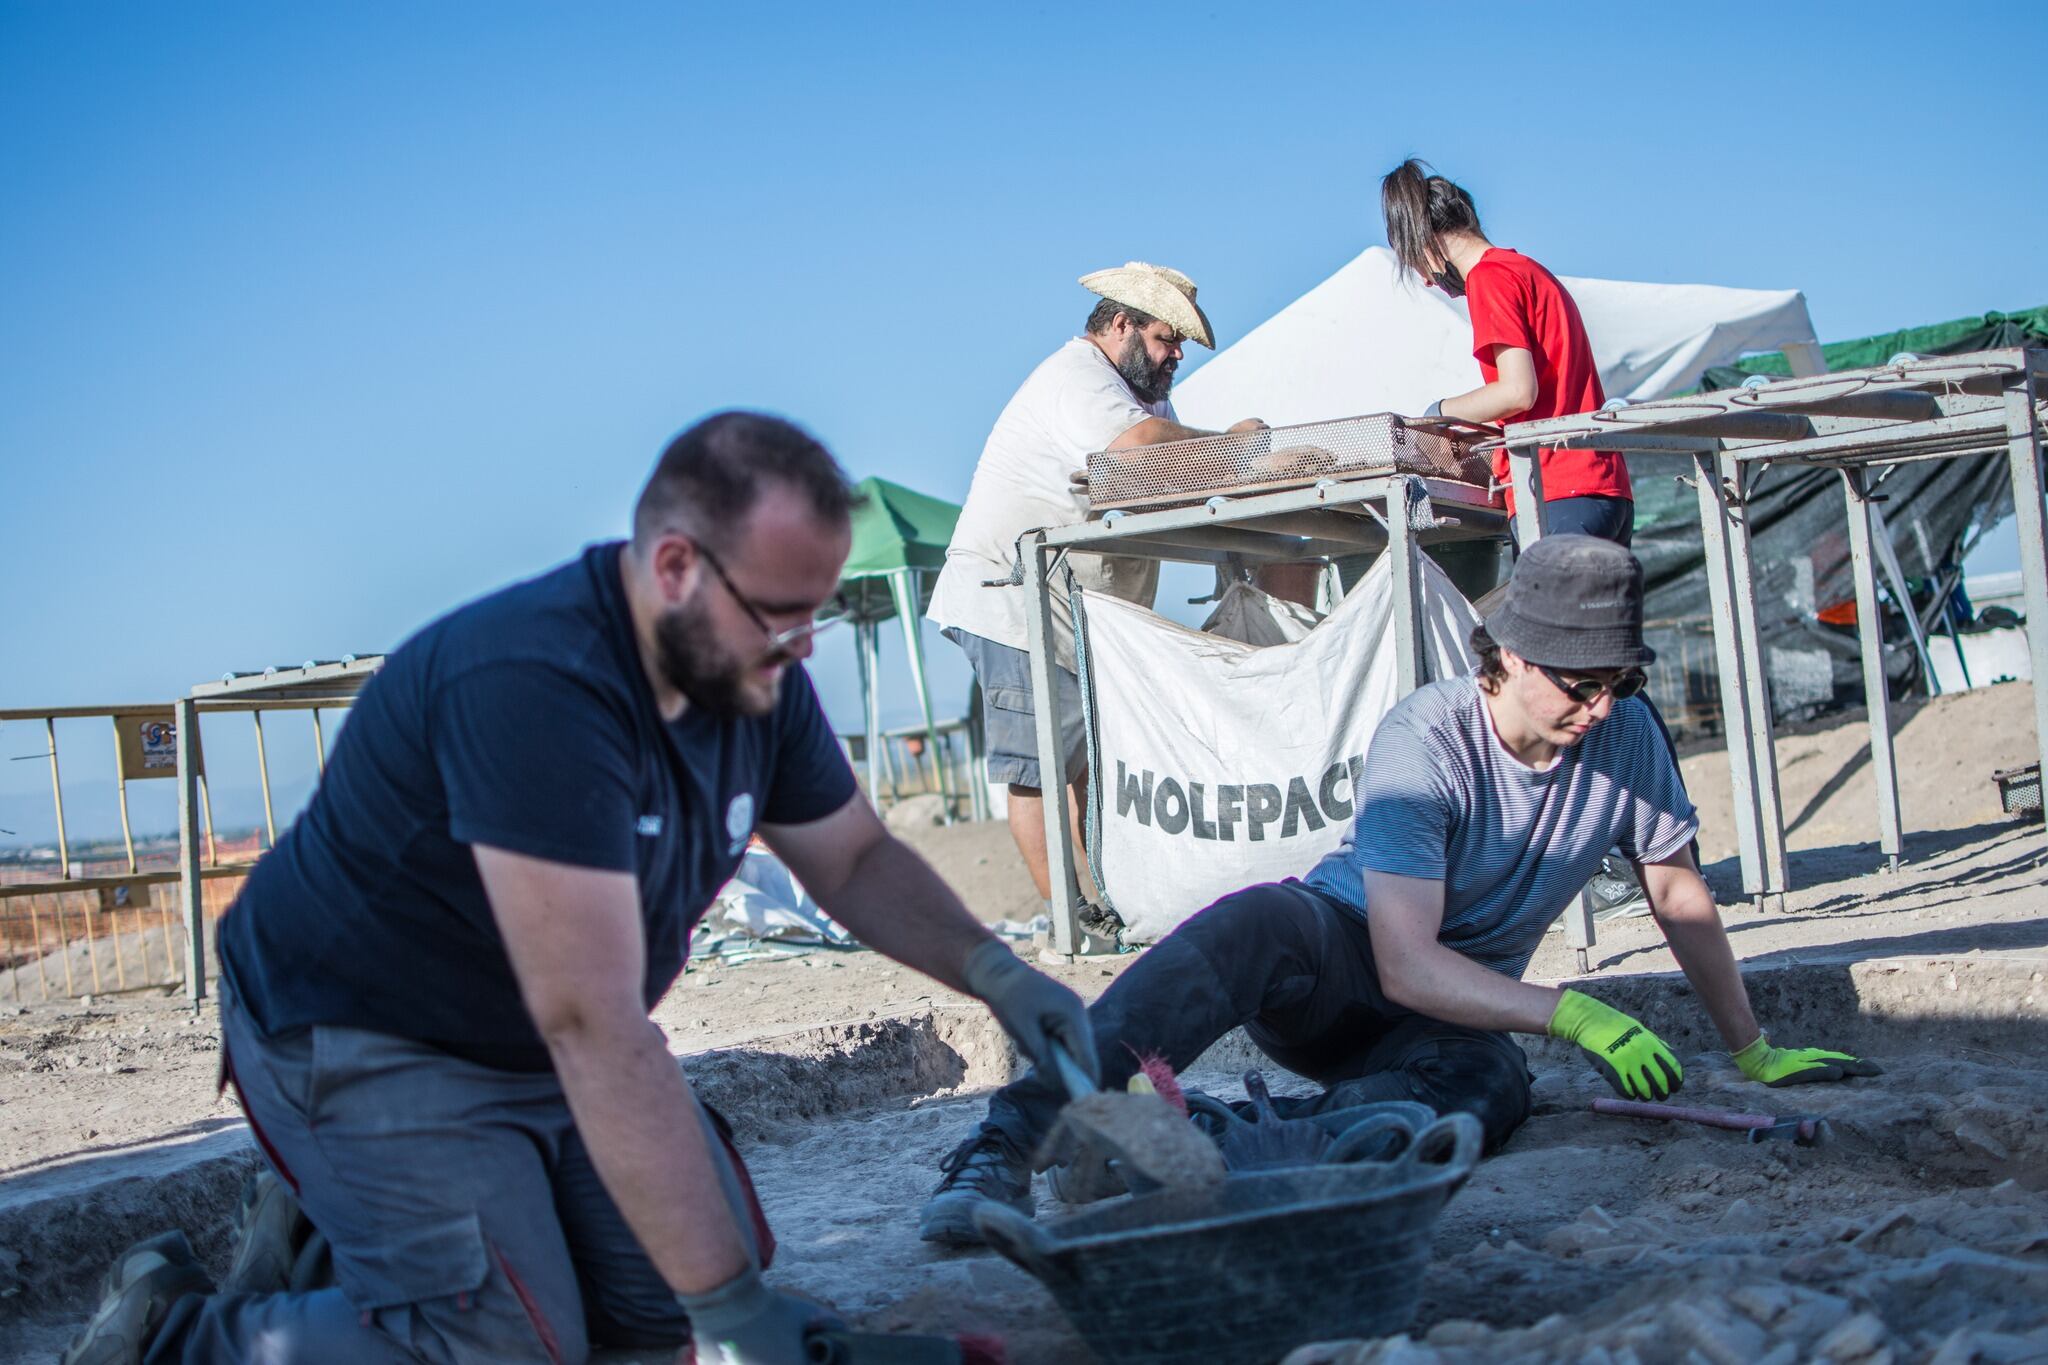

{"left": 1381, "top": 159, "right": 1633, "bottom": 546}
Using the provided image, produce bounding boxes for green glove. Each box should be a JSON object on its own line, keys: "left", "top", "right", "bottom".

{"left": 1548, "top": 989, "right": 1683, "bottom": 1101}
{"left": 1732, "top": 1033, "right": 1883, "bottom": 1087}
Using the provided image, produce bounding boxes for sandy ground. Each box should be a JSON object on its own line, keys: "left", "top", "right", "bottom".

{"left": 2, "top": 681, "right": 2044, "bottom": 1361}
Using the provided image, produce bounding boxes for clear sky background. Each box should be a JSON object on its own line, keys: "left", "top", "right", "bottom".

{"left": 4, "top": 2, "right": 2046, "bottom": 842}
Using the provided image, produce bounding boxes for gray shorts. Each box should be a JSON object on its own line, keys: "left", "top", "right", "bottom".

{"left": 946, "top": 627, "right": 1086, "bottom": 791}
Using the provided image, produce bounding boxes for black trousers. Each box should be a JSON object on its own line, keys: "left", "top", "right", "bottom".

{"left": 982, "top": 881, "right": 1533, "bottom": 1157}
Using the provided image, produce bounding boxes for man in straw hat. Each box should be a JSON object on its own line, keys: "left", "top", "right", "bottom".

{"left": 921, "top": 533, "right": 1877, "bottom": 1246}
{"left": 926, "top": 262, "right": 1268, "bottom": 921}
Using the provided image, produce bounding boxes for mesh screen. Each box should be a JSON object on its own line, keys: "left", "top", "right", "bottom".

{"left": 1086, "top": 413, "right": 1492, "bottom": 512}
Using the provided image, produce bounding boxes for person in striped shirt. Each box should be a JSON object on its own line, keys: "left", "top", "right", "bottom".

{"left": 920, "top": 533, "right": 1877, "bottom": 1247}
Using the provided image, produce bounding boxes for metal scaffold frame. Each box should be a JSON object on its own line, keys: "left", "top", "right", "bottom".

{"left": 1018, "top": 471, "right": 1510, "bottom": 957}
{"left": 1493, "top": 347, "right": 2048, "bottom": 908}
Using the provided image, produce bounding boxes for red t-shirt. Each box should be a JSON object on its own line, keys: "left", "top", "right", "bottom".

{"left": 1465, "top": 247, "right": 1631, "bottom": 513}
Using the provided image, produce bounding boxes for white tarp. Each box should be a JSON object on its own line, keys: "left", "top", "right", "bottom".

{"left": 1084, "top": 556, "right": 1479, "bottom": 943}
{"left": 1173, "top": 246, "right": 1817, "bottom": 428}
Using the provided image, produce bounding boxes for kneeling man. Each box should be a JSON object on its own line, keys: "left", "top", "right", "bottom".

{"left": 922, "top": 534, "right": 1876, "bottom": 1244}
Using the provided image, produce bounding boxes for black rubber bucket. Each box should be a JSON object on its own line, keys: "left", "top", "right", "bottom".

{"left": 974, "top": 1112, "right": 1482, "bottom": 1365}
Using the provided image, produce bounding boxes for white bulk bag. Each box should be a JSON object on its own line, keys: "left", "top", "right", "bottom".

{"left": 1081, "top": 555, "right": 1478, "bottom": 944}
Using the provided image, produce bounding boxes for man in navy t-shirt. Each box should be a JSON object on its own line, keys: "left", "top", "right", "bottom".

{"left": 69, "top": 413, "right": 1096, "bottom": 1365}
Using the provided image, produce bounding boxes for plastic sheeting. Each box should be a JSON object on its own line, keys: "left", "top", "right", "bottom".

{"left": 1171, "top": 246, "right": 1817, "bottom": 427}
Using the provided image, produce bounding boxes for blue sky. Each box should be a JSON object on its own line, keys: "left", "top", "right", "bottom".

{"left": 4, "top": 2, "right": 2045, "bottom": 839}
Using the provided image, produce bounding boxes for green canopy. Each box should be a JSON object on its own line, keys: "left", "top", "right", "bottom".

{"left": 1701, "top": 307, "right": 2048, "bottom": 387}
{"left": 831, "top": 477, "right": 984, "bottom": 823}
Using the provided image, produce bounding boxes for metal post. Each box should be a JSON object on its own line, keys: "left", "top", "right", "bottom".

{"left": 251, "top": 710, "right": 277, "bottom": 848}
{"left": 1388, "top": 478, "right": 1423, "bottom": 695}
{"left": 1693, "top": 452, "right": 1768, "bottom": 898}
{"left": 46, "top": 718, "right": 70, "bottom": 880}
{"left": 1720, "top": 455, "right": 1789, "bottom": 905}
{"left": 1022, "top": 532, "right": 1086, "bottom": 957}
{"left": 1842, "top": 468, "right": 1904, "bottom": 872}
{"left": 1565, "top": 889, "right": 1595, "bottom": 976}
{"left": 2003, "top": 369, "right": 2048, "bottom": 782}
{"left": 176, "top": 698, "right": 207, "bottom": 1004}
{"left": 312, "top": 708, "right": 327, "bottom": 774}
{"left": 1507, "top": 444, "right": 1547, "bottom": 551}
{"left": 112, "top": 718, "right": 137, "bottom": 874}
{"left": 199, "top": 775, "right": 218, "bottom": 866}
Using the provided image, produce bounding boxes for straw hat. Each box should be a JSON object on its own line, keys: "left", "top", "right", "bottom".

{"left": 1079, "top": 262, "right": 1215, "bottom": 349}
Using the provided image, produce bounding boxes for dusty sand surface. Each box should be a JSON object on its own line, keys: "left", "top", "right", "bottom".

{"left": 3, "top": 681, "right": 2045, "bottom": 1361}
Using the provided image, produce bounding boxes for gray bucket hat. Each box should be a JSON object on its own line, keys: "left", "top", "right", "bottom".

{"left": 1485, "top": 534, "right": 1656, "bottom": 670}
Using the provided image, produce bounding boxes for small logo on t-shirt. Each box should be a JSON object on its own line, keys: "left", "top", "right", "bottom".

{"left": 636, "top": 814, "right": 663, "bottom": 837}
{"left": 725, "top": 793, "right": 755, "bottom": 855}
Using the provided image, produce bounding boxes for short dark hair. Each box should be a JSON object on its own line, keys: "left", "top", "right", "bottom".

{"left": 1085, "top": 297, "right": 1162, "bottom": 337}
{"left": 1470, "top": 623, "right": 1508, "bottom": 694}
{"left": 632, "top": 411, "right": 858, "bottom": 553}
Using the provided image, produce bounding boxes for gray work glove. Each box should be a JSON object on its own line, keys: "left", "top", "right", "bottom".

{"left": 963, "top": 938, "right": 1100, "bottom": 1087}
{"left": 679, "top": 1265, "right": 839, "bottom": 1365}
{"left": 1423, "top": 399, "right": 1445, "bottom": 419}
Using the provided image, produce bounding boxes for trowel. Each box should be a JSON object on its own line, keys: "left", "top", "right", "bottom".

{"left": 1033, "top": 1042, "right": 1226, "bottom": 1193}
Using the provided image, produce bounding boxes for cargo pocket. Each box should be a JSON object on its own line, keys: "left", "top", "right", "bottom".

{"left": 331, "top": 1213, "right": 494, "bottom": 1353}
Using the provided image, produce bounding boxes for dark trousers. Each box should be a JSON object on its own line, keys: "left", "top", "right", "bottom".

{"left": 983, "top": 881, "right": 1533, "bottom": 1157}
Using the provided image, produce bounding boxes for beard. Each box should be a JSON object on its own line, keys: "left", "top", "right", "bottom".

{"left": 1115, "top": 331, "right": 1176, "bottom": 404}
{"left": 653, "top": 593, "right": 780, "bottom": 717}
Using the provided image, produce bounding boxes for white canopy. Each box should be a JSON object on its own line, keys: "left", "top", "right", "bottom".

{"left": 1174, "top": 246, "right": 1818, "bottom": 428}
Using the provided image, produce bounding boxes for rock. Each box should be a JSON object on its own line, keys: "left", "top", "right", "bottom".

{"left": 1717, "top": 1198, "right": 1768, "bottom": 1236}
{"left": 1851, "top": 1208, "right": 1927, "bottom": 1257}
{"left": 1668, "top": 1300, "right": 1767, "bottom": 1365}
{"left": 1815, "top": 1311, "right": 1891, "bottom": 1361}
{"left": 1581, "top": 1204, "right": 1621, "bottom": 1231}
{"left": 1949, "top": 1119, "right": 2013, "bottom": 1164}
{"left": 882, "top": 793, "right": 947, "bottom": 830}
{"left": 1422, "top": 1321, "right": 1496, "bottom": 1349}
{"left": 1728, "top": 1282, "right": 1796, "bottom": 1325}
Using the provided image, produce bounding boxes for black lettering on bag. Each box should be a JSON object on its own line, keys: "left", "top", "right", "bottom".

{"left": 1319, "top": 761, "right": 1353, "bottom": 822}
{"left": 1154, "top": 778, "right": 1190, "bottom": 835}
{"left": 1281, "top": 776, "right": 1325, "bottom": 838}
{"left": 1244, "top": 783, "right": 1282, "bottom": 841}
{"left": 1216, "top": 785, "right": 1242, "bottom": 841}
{"left": 1115, "top": 761, "right": 1154, "bottom": 827}
{"left": 1189, "top": 783, "right": 1218, "bottom": 840}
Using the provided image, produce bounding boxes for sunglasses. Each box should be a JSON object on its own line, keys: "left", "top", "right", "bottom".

{"left": 1537, "top": 663, "right": 1648, "bottom": 705}
{"left": 698, "top": 545, "right": 849, "bottom": 658}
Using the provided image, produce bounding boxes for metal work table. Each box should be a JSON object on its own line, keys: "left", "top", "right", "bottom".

{"left": 1018, "top": 471, "right": 1509, "bottom": 956}
{"left": 1494, "top": 347, "right": 2048, "bottom": 909}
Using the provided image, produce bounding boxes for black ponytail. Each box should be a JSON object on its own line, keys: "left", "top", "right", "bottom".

{"left": 1380, "top": 158, "right": 1482, "bottom": 282}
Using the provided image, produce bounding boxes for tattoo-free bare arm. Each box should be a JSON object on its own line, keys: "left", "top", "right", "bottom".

{"left": 1439, "top": 346, "right": 1539, "bottom": 425}
{"left": 474, "top": 845, "right": 753, "bottom": 1295}
{"left": 1362, "top": 870, "right": 1563, "bottom": 1034}
{"left": 759, "top": 793, "right": 993, "bottom": 994}
{"left": 1638, "top": 852, "right": 1762, "bottom": 1052}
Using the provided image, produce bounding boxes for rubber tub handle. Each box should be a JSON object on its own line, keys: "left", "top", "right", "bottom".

{"left": 1393, "top": 1112, "right": 1484, "bottom": 1189}
{"left": 972, "top": 1201, "right": 1071, "bottom": 1287}
{"left": 1321, "top": 1113, "right": 1418, "bottom": 1166}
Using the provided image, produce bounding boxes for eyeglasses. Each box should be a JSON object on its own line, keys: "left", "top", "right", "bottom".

{"left": 1537, "top": 663, "right": 1648, "bottom": 705}
{"left": 698, "top": 545, "right": 850, "bottom": 657}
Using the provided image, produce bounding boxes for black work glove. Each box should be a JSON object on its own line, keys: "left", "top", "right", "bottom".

{"left": 679, "top": 1265, "right": 840, "bottom": 1365}
{"left": 962, "top": 938, "right": 1100, "bottom": 1088}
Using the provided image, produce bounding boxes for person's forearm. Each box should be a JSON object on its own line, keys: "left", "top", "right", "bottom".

{"left": 1440, "top": 382, "right": 1528, "bottom": 426}
{"left": 1655, "top": 898, "right": 1762, "bottom": 1052}
{"left": 1375, "top": 935, "right": 1562, "bottom": 1034}
{"left": 819, "top": 834, "right": 992, "bottom": 995}
{"left": 546, "top": 1012, "right": 753, "bottom": 1296}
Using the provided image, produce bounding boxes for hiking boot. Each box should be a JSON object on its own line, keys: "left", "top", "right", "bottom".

{"left": 62, "top": 1230, "right": 214, "bottom": 1365}
{"left": 219, "top": 1169, "right": 314, "bottom": 1296}
{"left": 918, "top": 1130, "right": 1032, "bottom": 1247}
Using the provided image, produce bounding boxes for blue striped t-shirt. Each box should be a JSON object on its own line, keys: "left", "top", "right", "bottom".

{"left": 1302, "top": 673, "right": 1697, "bottom": 978}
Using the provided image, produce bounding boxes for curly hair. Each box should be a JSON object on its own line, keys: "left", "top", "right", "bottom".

{"left": 1470, "top": 623, "right": 1509, "bottom": 694}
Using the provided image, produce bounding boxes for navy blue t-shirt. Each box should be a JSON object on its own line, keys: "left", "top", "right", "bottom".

{"left": 218, "top": 541, "right": 858, "bottom": 1070}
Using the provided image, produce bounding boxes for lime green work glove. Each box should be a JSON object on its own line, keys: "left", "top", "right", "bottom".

{"left": 1548, "top": 989, "right": 1683, "bottom": 1101}
{"left": 1732, "top": 1033, "right": 1883, "bottom": 1087}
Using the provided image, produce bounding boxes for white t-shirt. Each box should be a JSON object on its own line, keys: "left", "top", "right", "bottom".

{"left": 927, "top": 337, "right": 1172, "bottom": 661}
